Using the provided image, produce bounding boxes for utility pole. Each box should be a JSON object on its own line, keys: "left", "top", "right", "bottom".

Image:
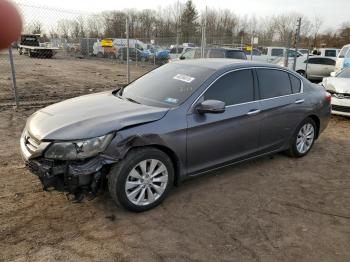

{"left": 284, "top": 31, "right": 293, "bottom": 68}
{"left": 293, "top": 17, "right": 302, "bottom": 71}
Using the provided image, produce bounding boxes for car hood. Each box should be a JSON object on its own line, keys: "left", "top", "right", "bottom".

{"left": 26, "top": 91, "right": 169, "bottom": 141}
{"left": 325, "top": 78, "right": 350, "bottom": 94}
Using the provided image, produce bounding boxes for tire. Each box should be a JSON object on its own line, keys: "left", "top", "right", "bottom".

{"left": 108, "top": 147, "right": 174, "bottom": 212}
{"left": 287, "top": 117, "right": 316, "bottom": 158}
{"left": 97, "top": 52, "right": 104, "bottom": 58}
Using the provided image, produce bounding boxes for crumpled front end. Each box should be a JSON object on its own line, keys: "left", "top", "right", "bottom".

{"left": 20, "top": 129, "right": 118, "bottom": 201}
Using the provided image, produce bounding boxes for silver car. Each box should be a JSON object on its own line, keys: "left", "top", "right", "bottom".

{"left": 20, "top": 59, "right": 331, "bottom": 212}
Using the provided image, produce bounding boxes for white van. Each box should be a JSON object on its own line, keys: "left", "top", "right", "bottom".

{"left": 250, "top": 47, "right": 303, "bottom": 63}
{"left": 335, "top": 44, "right": 350, "bottom": 73}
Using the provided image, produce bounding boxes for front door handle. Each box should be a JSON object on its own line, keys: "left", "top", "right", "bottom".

{"left": 295, "top": 99, "right": 305, "bottom": 104}
{"left": 246, "top": 109, "right": 261, "bottom": 116}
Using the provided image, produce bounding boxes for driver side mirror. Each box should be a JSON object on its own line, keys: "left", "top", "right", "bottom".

{"left": 196, "top": 100, "right": 226, "bottom": 114}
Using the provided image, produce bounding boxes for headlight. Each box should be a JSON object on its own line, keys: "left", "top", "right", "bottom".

{"left": 44, "top": 133, "right": 114, "bottom": 160}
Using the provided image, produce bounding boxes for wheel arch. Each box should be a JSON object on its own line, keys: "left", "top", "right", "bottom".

{"left": 126, "top": 144, "right": 183, "bottom": 186}
{"left": 307, "top": 114, "right": 320, "bottom": 139}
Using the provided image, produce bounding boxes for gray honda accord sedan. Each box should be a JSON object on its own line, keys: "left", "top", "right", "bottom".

{"left": 20, "top": 59, "right": 331, "bottom": 212}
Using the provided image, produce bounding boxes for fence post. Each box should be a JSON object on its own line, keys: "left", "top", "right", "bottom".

{"left": 8, "top": 46, "right": 19, "bottom": 108}
{"left": 293, "top": 17, "right": 302, "bottom": 71}
{"left": 126, "top": 17, "right": 130, "bottom": 84}
{"left": 305, "top": 38, "right": 311, "bottom": 76}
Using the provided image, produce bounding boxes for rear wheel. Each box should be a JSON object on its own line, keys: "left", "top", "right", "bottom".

{"left": 108, "top": 147, "right": 174, "bottom": 212}
{"left": 287, "top": 117, "right": 316, "bottom": 157}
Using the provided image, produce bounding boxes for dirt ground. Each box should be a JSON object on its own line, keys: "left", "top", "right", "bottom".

{"left": 0, "top": 53, "right": 350, "bottom": 262}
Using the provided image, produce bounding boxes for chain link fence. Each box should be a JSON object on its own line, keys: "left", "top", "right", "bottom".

{"left": 1, "top": 3, "right": 307, "bottom": 108}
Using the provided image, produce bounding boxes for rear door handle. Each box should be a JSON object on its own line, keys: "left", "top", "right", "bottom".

{"left": 295, "top": 99, "right": 305, "bottom": 104}
{"left": 246, "top": 109, "right": 261, "bottom": 116}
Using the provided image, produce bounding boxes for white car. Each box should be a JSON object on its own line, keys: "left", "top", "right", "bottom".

{"left": 286, "top": 56, "right": 336, "bottom": 81}
{"left": 334, "top": 44, "right": 350, "bottom": 73}
{"left": 322, "top": 68, "right": 350, "bottom": 117}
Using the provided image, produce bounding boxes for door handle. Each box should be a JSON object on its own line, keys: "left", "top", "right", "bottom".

{"left": 246, "top": 109, "right": 261, "bottom": 116}
{"left": 295, "top": 99, "right": 305, "bottom": 104}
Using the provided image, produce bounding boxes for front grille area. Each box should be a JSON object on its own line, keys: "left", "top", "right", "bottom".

{"left": 332, "top": 105, "right": 350, "bottom": 113}
{"left": 332, "top": 93, "right": 350, "bottom": 99}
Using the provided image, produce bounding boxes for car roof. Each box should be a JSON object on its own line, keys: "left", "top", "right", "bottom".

{"left": 172, "top": 58, "right": 283, "bottom": 71}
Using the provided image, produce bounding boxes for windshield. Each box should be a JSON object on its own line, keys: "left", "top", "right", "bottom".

{"left": 120, "top": 63, "right": 215, "bottom": 108}
{"left": 339, "top": 47, "right": 349, "bottom": 58}
{"left": 336, "top": 68, "right": 350, "bottom": 78}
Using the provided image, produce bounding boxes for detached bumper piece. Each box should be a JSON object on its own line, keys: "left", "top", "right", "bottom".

{"left": 26, "top": 156, "right": 115, "bottom": 202}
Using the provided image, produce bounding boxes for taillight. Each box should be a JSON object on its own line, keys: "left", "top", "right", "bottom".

{"left": 326, "top": 92, "right": 332, "bottom": 103}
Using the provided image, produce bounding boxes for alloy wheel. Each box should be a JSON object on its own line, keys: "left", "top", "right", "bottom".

{"left": 296, "top": 123, "right": 315, "bottom": 154}
{"left": 125, "top": 159, "right": 168, "bottom": 206}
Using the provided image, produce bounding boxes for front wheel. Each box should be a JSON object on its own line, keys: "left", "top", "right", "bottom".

{"left": 108, "top": 148, "right": 174, "bottom": 212}
{"left": 287, "top": 117, "right": 316, "bottom": 157}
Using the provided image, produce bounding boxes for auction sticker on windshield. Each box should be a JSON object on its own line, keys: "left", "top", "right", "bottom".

{"left": 173, "top": 74, "right": 195, "bottom": 83}
{"left": 164, "top": 97, "right": 179, "bottom": 104}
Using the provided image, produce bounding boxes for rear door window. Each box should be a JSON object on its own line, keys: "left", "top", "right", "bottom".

{"left": 318, "top": 58, "right": 336, "bottom": 65}
{"left": 307, "top": 58, "right": 321, "bottom": 64}
{"left": 204, "top": 69, "right": 255, "bottom": 106}
{"left": 257, "top": 69, "right": 292, "bottom": 99}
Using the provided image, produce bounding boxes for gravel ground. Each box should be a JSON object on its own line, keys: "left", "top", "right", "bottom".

{"left": 0, "top": 52, "right": 349, "bottom": 262}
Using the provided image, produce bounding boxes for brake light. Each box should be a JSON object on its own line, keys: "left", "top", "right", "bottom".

{"left": 326, "top": 92, "right": 332, "bottom": 103}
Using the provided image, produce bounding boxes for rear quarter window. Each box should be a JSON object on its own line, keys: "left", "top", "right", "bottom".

{"left": 289, "top": 74, "right": 302, "bottom": 93}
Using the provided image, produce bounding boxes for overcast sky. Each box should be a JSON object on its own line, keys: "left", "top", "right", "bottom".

{"left": 15, "top": 0, "right": 350, "bottom": 31}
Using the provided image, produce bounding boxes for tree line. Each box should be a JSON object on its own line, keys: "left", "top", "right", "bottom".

{"left": 24, "top": 0, "right": 350, "bottom": 48}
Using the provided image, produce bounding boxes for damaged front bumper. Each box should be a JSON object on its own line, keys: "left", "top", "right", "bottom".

{"left": 20, "top": 130, "right": 118, "bottom": 201}
{"left": 26, "top": 156, "right": 116, "bottom": 194}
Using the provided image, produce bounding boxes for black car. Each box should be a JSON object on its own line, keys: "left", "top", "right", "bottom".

{"left": 179, "top": 47, "right": 247, "bottom": 60}
{"left": 20, "top": 59, "right": 331, "bottom": 212}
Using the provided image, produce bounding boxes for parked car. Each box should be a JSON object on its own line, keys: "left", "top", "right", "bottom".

{"left": 20, "top": 59, "right": 331, "bottom": 212}
{"left": 117, "top": 47, "right": 149, "bottom": 62}
{"left": 334, "top": 44, "right": 350, "bottom": 73}
{"left": 168, "top": 46, "right": 193, "bottom": 59}
{"left": 178, "top": 47, "right": 247, "bottom": 60}
{"left": 285, "top": 56, "right": 336, "bottom": 81}
{"left": 322, "top": 68, "right": 350, "bottom": 116}
{"left": 250, "top": 47, "right": 303, "bottom": 63}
